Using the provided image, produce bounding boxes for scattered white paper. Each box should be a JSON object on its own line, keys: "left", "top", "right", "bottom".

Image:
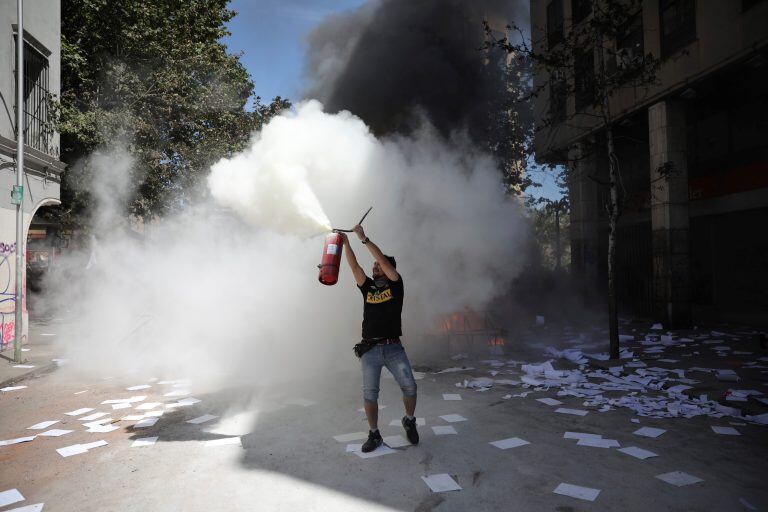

{"left": 633, "top": 427, "right": 666, "bottom": 438}
{"left": 655, "top": 471, "right": 703, "bottom": 487}
{"left": 87, "top": 424, "right": 119, "bottom": 433}
{"left": 439, "top": 414, "right": 467, "bottom": 423}
{"left": 121, "top": 415, "right": 146, "bottom": 421}
{"left": 490, "top": 437, "right": 530, "bottom": 449}
{"left": 126, "top": 385, "right": 151, "bottom": 391}
{"left": 333, "top": 432, "right": 368, "bottom": 443}
{"left": 555, "top": 408, "right": 588, "bottom": 416}
{"left": 577, "top": 437, "right": 620, "bottom": 448}
{"left": 617, "top": 446, "right": 658, "bottom": 459}
{"left": 13, "top": 364, "right": 35, "bottom": 369}
{"left": 28, "top": 420, "right": 59, "bottom": 430}
{"left": 204, "top": 437, "right": 241, "bottom": 447}
{"left": 187, "top": 414, "right": 218, "bottom": 425}
{"left": 56, "top": 444, "right": 89, "bottom": 457}
{"left": 536, "top": 398, "right": 563, "bottom": 406}
{"left": 0, "top": 489, "right": 24, "bottom": 508}
{"left": 443, "top": 394, "right": 462, "bottom": 401}
{"left": 112, "top": 403, "right": 132, "bottom": 410}
{"left": 0, "top": 436, "right": 36, "bottom": 446}
{"left": 432, "top": 426, "right": 457, "bottom": 435}
{"left": 553, "top": 483, "right": 601, "bottom": 502}
{"left": 65, "top": 408, "right": 94, "bottom": 416}
{"left": 39, "top": 429, "right": 73, "bottom": 437}
{"left": 348, "top": 443, "right": 397, "bottom": 458}
{"left": 80, "top": 412, "right": 109, "bottom": 422}
{"left": 383, "top": 435, "right": 411, "bottom": 448}
{"left": 136, "top": 402, "right": 162, "bottom": 410}
{"left": 80, "top": 440, "right": 108, "bottom": 450}
{"left": 133, "top": 418, "right": 158, "bottom": 428}
{"left": 167, "top": 397, "right": 201, "bottom": 408}
{"left": 164, "top": 390, "right": 191, "bottom": 397}
{"left": 4, "top": 503, "right": 44, "bottom": 512}
{"left": 1, "top": 386, "right": 27, "bottom": 392}
{"left": 132, "top": 436, "right": 158, "bottom": 447}
{"left": 422, "top": 474, "right": 461, "bottom": 493}
{"left": 564, "top": 432, "right": 602, "bottom": 440}
{"left": 711, "top": 426, "right": 740, "bottom": 436}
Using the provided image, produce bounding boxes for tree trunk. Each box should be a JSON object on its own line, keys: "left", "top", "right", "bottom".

{"left": 554, "top": 207, "right": 561, "bottom": 271}
{"left": 607, "top": 126, "right": 620, "bottom": 360}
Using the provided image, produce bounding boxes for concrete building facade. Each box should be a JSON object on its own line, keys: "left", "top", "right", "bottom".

{"left": 531, "top": 0, "right": 768, "bottom": 325}
{"left": 0, "top": 0, "right": 63, "bottom": 349}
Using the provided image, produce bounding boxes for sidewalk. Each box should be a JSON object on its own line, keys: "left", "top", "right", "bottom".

{"left": 0, "top": 319, "right": 63, "bottom": 389}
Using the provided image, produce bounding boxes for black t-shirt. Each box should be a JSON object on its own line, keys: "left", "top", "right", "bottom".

{"left": 358, "top": 275, "right": 404, "bottom": 339}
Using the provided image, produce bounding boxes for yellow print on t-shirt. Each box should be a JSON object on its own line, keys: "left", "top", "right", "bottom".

{"left": 366, "top": 288, "right": 393, "bottom": 304}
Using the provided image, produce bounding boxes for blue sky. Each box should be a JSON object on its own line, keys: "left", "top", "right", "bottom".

{"left": 222, "top": 0, "right": 562, "bottom": 202}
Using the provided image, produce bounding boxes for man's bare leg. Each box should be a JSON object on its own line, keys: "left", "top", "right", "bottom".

{"left": 403, "top": 395, "right": 416, "bottom": 417}
{"left": 364, "top": 400, "right": 379, "bottom": 430}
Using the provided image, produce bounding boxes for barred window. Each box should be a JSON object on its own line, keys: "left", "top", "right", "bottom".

{"left": 15, "top": 40, "right": 53, "bottom": 155}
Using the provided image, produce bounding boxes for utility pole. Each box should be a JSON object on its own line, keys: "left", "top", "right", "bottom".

{"left": 13, "top": 0, "right": 25, "bottom": 364}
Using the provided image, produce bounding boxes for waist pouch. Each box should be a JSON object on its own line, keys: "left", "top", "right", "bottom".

{"left": 353, "top": 338, "right": 400, "bottom": 358}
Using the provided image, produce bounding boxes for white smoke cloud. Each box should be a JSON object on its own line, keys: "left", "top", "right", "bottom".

{"left": 50, "top": 100, "right": 527, "bottom": 392}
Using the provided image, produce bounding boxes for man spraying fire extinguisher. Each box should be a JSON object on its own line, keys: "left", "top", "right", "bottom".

{"left": 339, "top": 225, "right": 419, "bottom": 453}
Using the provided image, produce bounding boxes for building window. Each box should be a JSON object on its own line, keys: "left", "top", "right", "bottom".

{"left": 15, "top": 40, "right": 53, "bottom": 155}
{"left": 574, "top": 47, "right": 595, "bottom": 111}
{"left": 572, "top": 0, "right": 592, "bottom": 24}
{"left": 549, "top": 70, "right": 567, "bottom": 123}
{"left": 616, "top": 11, "right": 644, "bottom": 70}
{"left": 659, "top": 0, "right": 696, "bottom": 58}
{"left": 547, "top": 0, "right": 565, "bottom": 49}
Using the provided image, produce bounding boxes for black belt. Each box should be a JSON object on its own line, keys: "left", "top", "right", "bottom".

{"left": 365, "top": 337, "right": 401, "bottom": 345}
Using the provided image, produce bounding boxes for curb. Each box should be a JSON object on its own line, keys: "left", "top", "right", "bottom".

{"left": 0, "top": 360, "right": 59, "bottom": 389}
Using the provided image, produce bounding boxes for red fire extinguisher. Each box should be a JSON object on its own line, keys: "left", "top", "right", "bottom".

{"left": 318, "top": 232, "right": 344, "bottom": 286}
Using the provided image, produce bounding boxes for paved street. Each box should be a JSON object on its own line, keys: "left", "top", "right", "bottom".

{"left": 1, "top": 322, "right": 767, "bottom": 511}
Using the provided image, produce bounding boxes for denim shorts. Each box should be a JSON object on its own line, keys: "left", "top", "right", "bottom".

{"left": 361, "top": 343, "right": 418, "bottom": 403}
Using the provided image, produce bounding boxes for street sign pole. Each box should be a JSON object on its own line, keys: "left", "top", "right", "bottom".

{"left": 14, "top": 0, "right": 24, "bottom": 363}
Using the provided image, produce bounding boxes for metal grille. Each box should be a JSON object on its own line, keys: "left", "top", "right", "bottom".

{"left": 16, "top": 41, "right": 54, "bottom": 156}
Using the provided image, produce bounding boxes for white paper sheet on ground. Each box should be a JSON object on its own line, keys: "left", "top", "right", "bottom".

{"left": 4, "top": 503, "right": 44, "bottom": 512}
{"left": 711, "top": 426, "right": 740, "bottom": 435}
{"left": 64, "top": 408, "right": 94, "bottom": 416}
{"left": 577, "top": 438, "right": 619, "bottom": 448}
{"left": 555, "top": 408, "right": 589, "bottom": 416}
{"left": 13, "top": 364, "right": 35, "bottom": 369}
{"left": 74, "top": 390, "right": 88, "bottom": 395}
{"left": 333, "top": 432, "right": 368, "bottom": 443}
{"left": 553, "top": 483, "right": 601, "bottom": 502}
{"left": 1, "top": 385, "right": 27, "bottom": 392}
{"left": 126, "top": 385, "right": 151, "bottom": 391}
{"left": 0, "top": 489, "right": 24, "bottom": 508}
{"left": 383, "top": 435, "right": 411, "bottom": 448}
{"left": 169, "top": 397, "right": 201, "bottom": 407}
{"left": 187, "top": 414, "right": 218, "bottom": 425}
{"left": 357, "top": 405, "right": 386, "bottom": 412}
{"left": 28, "top": 420, "right": 59, "bottom": 430}
{"left": 87, "top": 424, "right": 119, "bottom": 433}
{"left": 20, "top": 348, "right": 30, "bottom": 352}
{"left": 112, "top": 403, "right": 132, "bottom": 410}
{"left": 80, "top": 440, "right": 108, "bottom": 450}
{"left": 490, "top": 437, "right": 530, "bottom": 449}
{"left": 536, "top": 398, "right": 563, "bottom": 406}
{"left": 79, "top": 412, "right": 108, "bottom": 421}
{"left": 633, "top": 427, "right": 666, "bottom": 438}
{"left": 164, "top": 390, "right": 191, "bottom": 397}
{"left": 432, "top": 426, "right": 458, "bottom": 435}
{"left": 101, "top": 399, "right": 131, "bottom": 404}
{"left": 82, "top": 418, "right": 113, "bottom": 428}
{"left": 0, "top": 436, "right": 36, "bottom": 446}
{"left": 439, "top": 414, "right": 467, "bottom": 423}
{"left": 349, "top": 443, "right": 397, "bottom": 458}
{"left": 143, "top": 410, "right": 164, "bottom": 418}
{"left": 132, "top": 436, "right": 158, "bottom": 447}
{"left": 128, "top": 395, "right": 147, "bottom": 403}
{"left": 618, "top": 446, "right": 658, "bottom": 459}
{"left": 204, "top": 437, "right": 241, "bottom": 447}
{"left": 564, "top": 432, "right": 602, "bottom": 440}
{"left": 436, "top": 367, "right": 475, "bottom": 374}
{"left": 39, "top": 429, "right": 73, "bottom": 437}
{"left": 443, "top": 394, "right": 462, "bottom": 400}
{"left": 136, "top": 402, "right": 162, "bottom": 410}
{"left": 56, "top": 444, "right": 89, "bottom": 457}
{"left": 133, "top": 418, "right": 158, "bottom": 428}
{"left": 655, "top": 471, "right": 703, "bottom": 487}
{"left": 285, "top": 398, "right": 316, "bottom": 407}
{"left": 422, "top": 474, "right": 461, "bottom": 493}
{"left": 122, "top": 415, "right": 146, "bottom": 421}
{"left": 389, "top": 418, "right": 425, "bottom": 427}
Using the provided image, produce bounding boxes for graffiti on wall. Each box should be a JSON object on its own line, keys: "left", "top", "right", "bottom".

{"left": 0, "top": 241, "right": 20, "bottom": 350}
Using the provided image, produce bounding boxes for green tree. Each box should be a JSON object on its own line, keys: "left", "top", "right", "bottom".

{"left": 55, "top": 0, "right": 290, "bottom": 227}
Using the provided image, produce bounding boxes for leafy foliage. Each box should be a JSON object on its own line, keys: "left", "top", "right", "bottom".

{"left": 55, "top": 0, "right": 290, "bottom": 227}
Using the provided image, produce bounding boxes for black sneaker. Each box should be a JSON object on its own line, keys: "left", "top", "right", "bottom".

{"left": 361, "top": 430, "right": 383, "bottom": 453}
{"left": 402, "top": 416, "right": 419, "bottom": 445}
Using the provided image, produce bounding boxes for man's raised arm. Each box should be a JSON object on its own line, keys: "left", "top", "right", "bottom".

{"left": 352, "top": 225, "right": 399, "bottom": 282}
{"left": 340, "top": 232, "right": 367, "bottom": 286}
